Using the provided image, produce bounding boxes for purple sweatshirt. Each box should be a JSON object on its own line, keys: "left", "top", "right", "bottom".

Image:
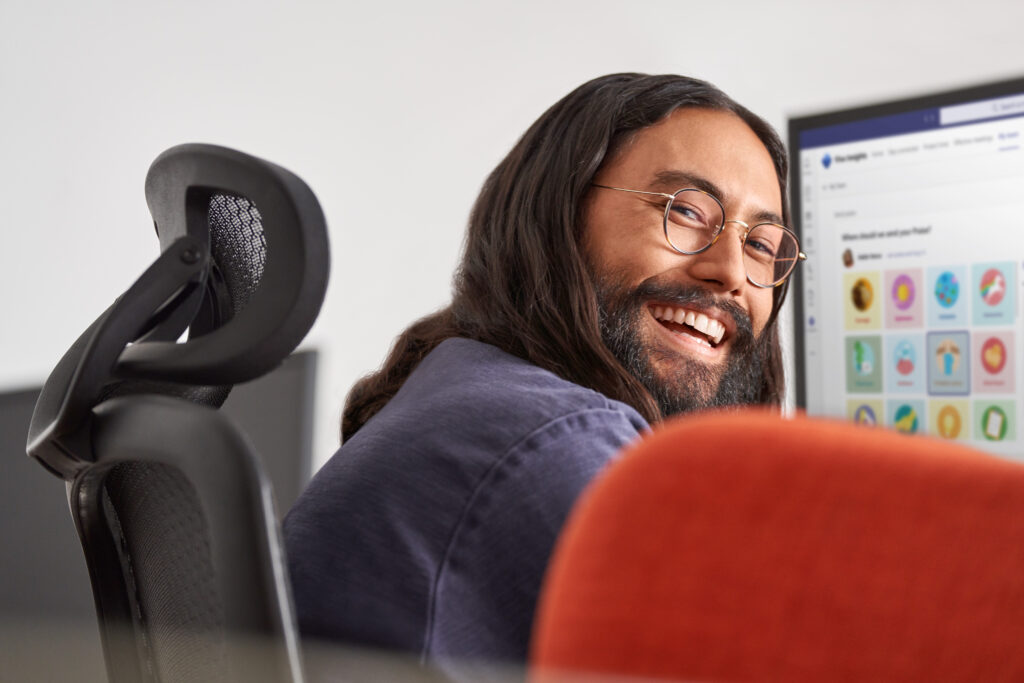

{"left": 284, "top": 338, "right": 647, "bottom": 676}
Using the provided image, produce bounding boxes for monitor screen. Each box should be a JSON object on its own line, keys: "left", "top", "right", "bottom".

{"left": 790, "top": 77, "right": 1024, "bottom": 459}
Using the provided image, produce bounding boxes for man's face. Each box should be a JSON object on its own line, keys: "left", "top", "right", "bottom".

{"left": 583, "top": 108, "right": 782, "bottom": 414}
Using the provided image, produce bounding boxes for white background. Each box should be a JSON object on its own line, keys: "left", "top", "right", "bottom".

{"left": 4, "top": 0, "right": 1024, "bottom": 470}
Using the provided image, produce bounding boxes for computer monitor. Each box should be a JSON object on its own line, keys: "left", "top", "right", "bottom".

{"left": 790, "top": 77, "right": 1024, "bottom": 459}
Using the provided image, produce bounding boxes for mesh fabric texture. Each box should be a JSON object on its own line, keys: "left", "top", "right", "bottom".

{"left": 208, "top": 194, "right": 266, "bottom": 316}
{"left": 104, "top": 461, "right": 227, "bottom": 683}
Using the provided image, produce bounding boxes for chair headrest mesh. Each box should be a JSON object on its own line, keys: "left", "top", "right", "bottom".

{"left": 208, "top": 194, "right": 267, "bottom": 317}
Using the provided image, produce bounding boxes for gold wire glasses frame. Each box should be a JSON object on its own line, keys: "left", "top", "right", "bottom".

{"left": 592, "top": 184, "right": 807, "bottom": 288}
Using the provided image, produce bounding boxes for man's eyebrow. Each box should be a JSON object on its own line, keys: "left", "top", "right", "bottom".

{"left": 651, "top": 169, "right": 784, "bottom": 225}
{"left": 651, "top": 170, "right": 722, "bottom": 197}
{"left": 750, "top": 208, "right": 785, "bottom": 225}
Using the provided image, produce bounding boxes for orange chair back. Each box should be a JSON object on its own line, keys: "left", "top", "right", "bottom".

{"left": 531, "top": 410, "right": 1024, "bottom": 682}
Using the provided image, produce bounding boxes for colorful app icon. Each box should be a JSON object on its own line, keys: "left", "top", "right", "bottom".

{"left": 981, "top": 337, "right": 1007, "bottom": 375}
{"left": 853, "top": 404, "right": 877, "bottom": 425}
{"left": 972, "top": 332, "right": 1014, "bottom": 394}
{"left": 847, "top": 337, "right": 883, "bottom": 393}
{"left": 845, "top": 273, "right": 882, "bottom": 330}
{"left": 853, "top": 339, "right": 875, "bottom": 375}
{"left": 852, "top": 278, "right": 873, "bottom": 312}
{"left": 982, "top": 405, "right": 1008, "bottom": 441}
{"left": 934, "top": 271, "right": 959, "bottom": 308}
{"left": 894, "top": 340, "right": 916, "bottom": 376}
{"left": 935, "top": 338, "right": 961, "bottom": 376}
{"left": 893, "top": 404, "right": 919, "bottom": 434}
{"left": 891, "top": 274, "right": 915, "bottom": 311}
{"left": 980, "top": 268, "right": 1007, "bottom": 307}
{"left": 937, "top": 404, "right": 963, "bottom": 439}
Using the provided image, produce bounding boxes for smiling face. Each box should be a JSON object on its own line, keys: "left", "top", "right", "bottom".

{"left": 583, "top": 107, "right": 784, "bottom": 413}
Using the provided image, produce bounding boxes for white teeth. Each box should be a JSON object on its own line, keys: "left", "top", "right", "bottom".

{"left": 694, "top": 313, "right": 710, "bottom": 335}
{"left": 650, "top": 305, "right": 727, "bottom": 346}
{"left": 709, "top": 321, "right": 725, "bottom": 345}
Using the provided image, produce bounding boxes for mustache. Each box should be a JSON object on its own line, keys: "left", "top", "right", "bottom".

{"left": 628, "top": 279, "right": 755, "bottom": 344}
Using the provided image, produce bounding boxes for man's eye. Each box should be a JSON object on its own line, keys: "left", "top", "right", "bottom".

{"left": 746, "top": 237, "right": 778, "bottom": 259}
{"left": 668, "top": 202, "right": 707, "bottom": 227}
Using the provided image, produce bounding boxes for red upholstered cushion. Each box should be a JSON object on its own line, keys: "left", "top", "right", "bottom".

{"left": 530, "top": 410, "right": 1024, "bottom": 682}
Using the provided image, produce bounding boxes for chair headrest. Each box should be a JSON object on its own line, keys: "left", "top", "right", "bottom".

{"left": 28, "top": 144, "right": 329, "bottom": 477}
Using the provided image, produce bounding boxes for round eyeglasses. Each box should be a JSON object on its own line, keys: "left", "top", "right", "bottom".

{"left": 592, "top": 184, "right": 806, "bottom": 288}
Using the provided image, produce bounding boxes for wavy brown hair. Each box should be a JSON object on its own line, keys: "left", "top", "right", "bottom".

{"left": 342, "top": 73, "right": 791, "bottom": 442}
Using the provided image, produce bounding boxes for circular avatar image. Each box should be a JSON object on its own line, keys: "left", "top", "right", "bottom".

{"left": 891, "top": 274, "right": 915, "bottom": 311}
{"left": 853, "top": 404, "right": 877, "bottom": 426}
{"left": 842, "top": 248, "right": 854, "bottom": 268}
{"left": 893, "top": 340, "right": 916, "bottom": 376}
{"left": 982, "top": 405, "right": 1008, "bottom": 441}
{"left": 981, "top": 337, "right": 1007, "bottom": 375}
{"left": 853, "top": 340, "right": 875, "bottom": 376}
{"left": 935, "top": 338, "right": 961, "bottom": 376}
{"left": 980, "top": 268, "right": 1006, "bottom": 307}
{"left": 893, "top": 404, "right": 919, "bottom": 434}
{"left": 851, "top": 278, "right": 873, "bottom": 312}
{"left": 936, "top": 405, "right": 962, "bottom": 439}
{"left": 934, "top": 271, "right": 959, "bottom": 308}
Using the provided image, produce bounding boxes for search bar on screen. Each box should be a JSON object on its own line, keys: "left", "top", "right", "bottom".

{"left": 940, "top": 94, "right": 1024, "bottom": 126}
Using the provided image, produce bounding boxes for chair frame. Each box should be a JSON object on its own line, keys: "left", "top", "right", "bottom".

{"left": 26, "top": 144, "right": 328, "bottom": 683}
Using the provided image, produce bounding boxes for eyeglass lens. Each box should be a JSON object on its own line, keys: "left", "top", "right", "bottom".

{"left": 665, "top": 189, "right": 800, "bottom": 287}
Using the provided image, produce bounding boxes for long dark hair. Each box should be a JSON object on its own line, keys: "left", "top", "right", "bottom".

{"left": 342, "top": 73, "right": 791, "bottom": 441}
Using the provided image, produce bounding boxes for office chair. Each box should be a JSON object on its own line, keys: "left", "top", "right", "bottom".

{"left": 26, "top": 144, "right": 329, "bottom": 683}
{"left": 531, "top": 410, "right": 1024, "bottom": 682}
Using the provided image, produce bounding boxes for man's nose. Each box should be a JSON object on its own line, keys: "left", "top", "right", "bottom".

{"left": 686, "top": 221, "right": 749, "bottom": 292}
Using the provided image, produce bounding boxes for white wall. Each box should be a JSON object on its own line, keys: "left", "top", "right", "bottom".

{"left": 4, "top": 0, "right": 1024, "bottom": 471}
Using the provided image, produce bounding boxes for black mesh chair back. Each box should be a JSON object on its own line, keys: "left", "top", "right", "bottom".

{"left": 26, "top": 144, "right": 329, "bottom": 683}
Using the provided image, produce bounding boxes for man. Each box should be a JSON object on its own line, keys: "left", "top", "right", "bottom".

{"left": 284, "top": 73, "right": 801, "bottom": 675}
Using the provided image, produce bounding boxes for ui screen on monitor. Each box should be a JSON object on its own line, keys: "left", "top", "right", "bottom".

{"left": 790, "top": 77, "right": 1024, "bottom": 459}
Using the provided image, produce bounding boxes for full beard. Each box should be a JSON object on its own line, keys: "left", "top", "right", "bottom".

{"left": 596, "top": 275, "right": 768, "bottom": 417}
